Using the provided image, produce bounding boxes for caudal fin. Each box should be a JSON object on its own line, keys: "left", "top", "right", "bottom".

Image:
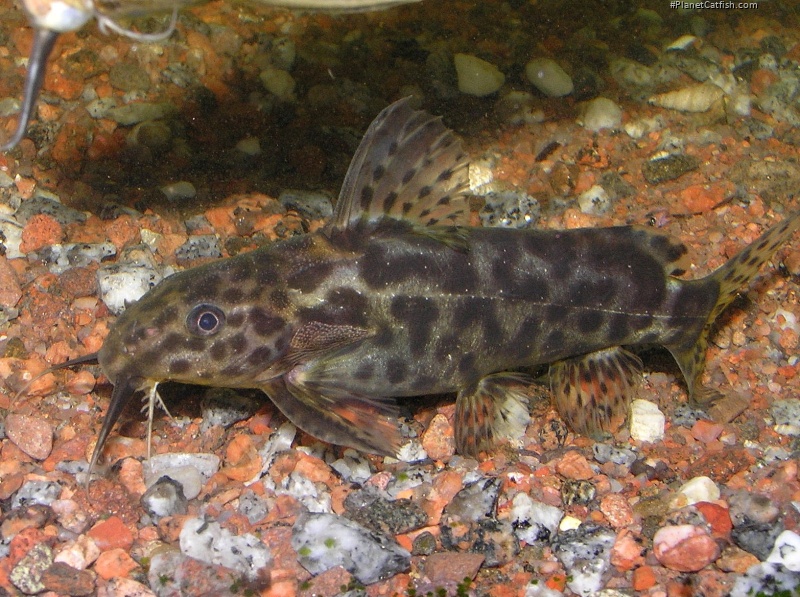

{"left": 668, "top": 211, "right": 800, "bottom": 402}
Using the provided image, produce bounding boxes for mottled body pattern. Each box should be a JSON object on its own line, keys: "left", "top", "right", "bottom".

{"left": 93, "top": 98, "right": 799, "bottom": 468}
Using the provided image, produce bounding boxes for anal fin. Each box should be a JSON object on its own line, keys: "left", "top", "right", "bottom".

{"left": 454, "top": 372, "right": 532, "bottom": 457}
{"left": 549, "top": 347, "right": 642, "bottom": 438}
{"left": 262, "top": 375, "right": 401, "bottom": 457}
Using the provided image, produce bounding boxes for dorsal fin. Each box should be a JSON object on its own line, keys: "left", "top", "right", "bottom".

{"left": 327, "top": 97, "right": 471, "bottom": 234}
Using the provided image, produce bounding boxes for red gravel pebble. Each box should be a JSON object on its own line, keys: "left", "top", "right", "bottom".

{"left": 0, "top": 256, "right": 21, "bottom": 308}
{"left": 5, "top": 414, "right": 54, "bottom": 460}
{"left": 653, "top": 525, "right": 720, "bottom": 572}
{"left": 87, "top": 516, "right": 134, "bottom": 552}
{"left": 423, "top": 552, "right": 484, "bottom": 585}
{"left": 554, "top": 450, "right": 595, "bottom": 480}
{"left": 421, "top": 413, "right": 456, "bottom": 461}
{"left": 19, "top": 214, "right": 64, "bottom": 253}
{"left": 92, "top": 548, "right": 140, "bottom": 580}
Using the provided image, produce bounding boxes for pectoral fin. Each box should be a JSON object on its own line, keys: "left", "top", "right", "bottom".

{"left": 262, "top": 375, "right": 401, "bottom": 456}
{"left": 549, "top": 347, "right": 642, "bottom": 438}
{"left": 455, "top": 372, "right": 533, "bottom": 456}
{"left": 289, "top": 321, "right": 373, "bottom": 356}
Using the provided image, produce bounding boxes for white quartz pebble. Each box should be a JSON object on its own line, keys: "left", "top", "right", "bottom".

{"left": 525, "top": 58, "right": 573, "bottom": 97}
{"left": 454, "top": 53, "right": 505, "bottom": 97}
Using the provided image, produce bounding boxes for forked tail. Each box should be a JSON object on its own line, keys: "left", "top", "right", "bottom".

{"left": 667, "top": 211, "right": 800, "bottom": 402}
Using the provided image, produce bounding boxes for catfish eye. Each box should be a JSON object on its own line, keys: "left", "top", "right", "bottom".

{"left": 187, "top": 304, "right": 226, "bottom": 335}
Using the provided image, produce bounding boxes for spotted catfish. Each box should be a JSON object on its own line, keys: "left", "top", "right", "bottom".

{"left": 90, "top": 98, "right": 799, "bottom": 469}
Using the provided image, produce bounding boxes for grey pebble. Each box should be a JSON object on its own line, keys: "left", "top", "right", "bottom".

{"left": 292, "top": 511, "right": 410, "bottom": 585}
{"left": 160, "top": 181, "right": 197, "bottom": 202}
{"left": 15, "top": 195, "right": 87, "bottom": 226}
{"left": 200, "top": 388, "right": 259, "bottom": 432}
{"left": 671, "top": 405, "right": 712, "bottom": 428}
{"left": 553, "top": 523, "right": 616, "bottom": 596}
{"left": 12, "top": 480, "right": 61, "bottom": 509}
{"left": 444, "top": 477, "right": 500, "bottom": 522}
{"left": 141, "top": 476, "right": 189, "bottom": 519}
{"left": 344, "top": 488, "right": 427, "bottom": 535}
{"left": 142, "top": 452, "right": 220, "bottom": 501}
{"left": 107, "top": 102, "right": 178, "bottom": 126}
{"left": 411, "top": 531, "right": 437, "bottom": 556}
{"left": 730, "top": 491, "right": 781, "bottom": 526}
{"left": 181, "top": 516, "right": 272, "bottom": 581}
{"left": 279, "top": 189, "right": 334, "bottom": 220}
{"left": 479, "top": 190, "right": 540, "bottom": 228}
{"left": 239, "top": 490, "right": 271, "bottom": 525}
{"left": 109, "top": 63, "right": 151, "bottom": 92}
{"left": 175, "top": 234, "right": 222, "bottom": 261}
{"left": 592, "top": 443, "right": 637, "bottom": 466}
{"left": 561, "top": 479, "right": 596, "bottom": 506}
{"left": 730, "top": 562, "right": 800, "bottom": 597}
{"left": 732, "top": 521, "right": 785, "bottom": 561}
{"left": 97, "top": 262, "right": 163, "bottom": 315}
{"left": 642, "top": 153, "right": 700, "bottom": 185}
{"left": 38, "top": 242, "right": 117, "bottom": 275}
{"left": 771, "top": 399, "right": 800, "bottom": 435}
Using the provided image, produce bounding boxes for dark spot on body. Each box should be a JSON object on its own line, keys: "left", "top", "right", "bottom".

{"left": 169, "top": 359, "right": 190, "bottom": 375}
{"left": 458, "top": 353, "right": 476, "bottom": 375}
{"left": 324, "top": 287, "right": 369, "bottom": 327}
{"left": 187, "top": 337, "right": 207, "bottom": 352}
{"left": 249, "top": 308, "right": 285, "bottom": 337}
{"left": 153, "top": 305, "right": 180, "bottom": 329}
{"left": 568, "top": 278, "right": 616, "bottom": 307}
{"left": 184, "top": 274, "right": 221, "bottom": 302}
{"left": 507, "top": 315, "right": 540, "bottom": 361}
{"left": 606, "top": 313, "right": 630, "bottom": 344}
{"left": 223, "top": 288, "right": 245, "bottom": 303}
{"left": 247, "top": 346, "right": 273, "bottom": 366}
{"left": 672, "top": 281, "right": 717, "bottom": 322}
{"left": 227, "top": 259, "right": 253, "bottom": 284}
{"left": 361, "top": 243, "right": 438, "bottom": 289}
{"left": 441, "top": 256, "right": 478, "bottom": 294}
{"left": 270, "top": 289, "right": 290, "bottom": 309}
{"left": 542, "top": 330, "right": 565, "bottom": 353}
{"left": 354, "top": 362, "right": 375, "bottom": 380}
{"left": 159, "top": 332, "right": 184, "bottom": 353}
{"left": 386, "top": 358, "right": 408, "bottom": 384}
{"left": 391, "top": 295, "right": 439, "bottom": 356}
{"left": 578, "top": 311, "right": 604, "bottom": 334}
{"left": 287, "top": 261, "right": 334, "bottom": 292}
{"left": 630, "top": 313, "right": 654, "bottom": 331}
{"left": 545, "top": 304, "right": 569, "bottom": 323}
{"left": 227, "top": 333, "right": 248, "bottom": 354}
{"left": 373, "top": 324, "right": 394, "bottom": 347}
{"left": 227, "top": 311, "right": 246, "bottom": 328}
{"left": 256, "top": 264, "right": 279, "bottom": 287}
{"left": 210, "top": 341, "right": 228, "bottom": 361}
